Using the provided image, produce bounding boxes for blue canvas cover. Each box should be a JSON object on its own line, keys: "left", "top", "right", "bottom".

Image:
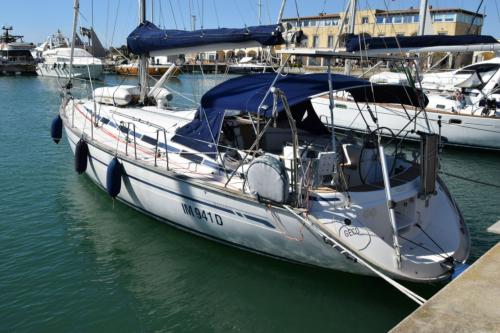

{"left": 127, "top": 21, "right": 284, "bottom": 55}
{"left": 172, "top": 73, "right": 428, "bottom": 158}
{"left": 346, "top": 35, "right": 499, "bottom": 52}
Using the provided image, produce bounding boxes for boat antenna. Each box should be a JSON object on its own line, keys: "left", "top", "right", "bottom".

{"left": 67, "top": 0, "right": 80, "bottom": 89}
{"left": 139, "top": 0, "right": 149, "bottom": 104}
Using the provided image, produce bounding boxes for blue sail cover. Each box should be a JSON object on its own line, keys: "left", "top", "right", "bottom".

{"left": 172, "top": 73, "right": 428, "bottom": 157}
{"left": 346, "top": 35, "right": 499, "bottom": 52}
{"left": 127, "top": 21, "right": 284, "bottom": 55}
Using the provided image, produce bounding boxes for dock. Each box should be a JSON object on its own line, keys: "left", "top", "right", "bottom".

{"left": 181, "top": 63, "right": 227, "bottom": 73}
{"left": 390, "top": 221, "right": 500, "bottom": 333}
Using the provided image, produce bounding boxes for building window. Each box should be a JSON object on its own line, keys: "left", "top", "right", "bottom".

{"left": 327, "top": 35, "right": 334, "bottom": 48}
{"left": 393, "top": 15, "right": 402, "bottom": 24}
{"left": 433, "top": 13, "right": 456, "bottom": 22}
{"left": 332, "top": 18, "right": 339, "bottom": 25}
{"left": 361, "top": 16, "right": 369, "bottom": 24}
{"left": 312, "top": 35, "right": 319, "bottom": 48}
{"left": 376, "top": 16, "right": 385, "bottom": 24}
{"left": 438, "top": 31, "right": 448, "bottom": 35}
{"left": 413, "top": 15, "right": 419, "bottom": 23}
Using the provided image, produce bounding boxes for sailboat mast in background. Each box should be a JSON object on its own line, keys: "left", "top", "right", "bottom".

{"left": 139, "top": 0, "right": 149, "bottom": 103}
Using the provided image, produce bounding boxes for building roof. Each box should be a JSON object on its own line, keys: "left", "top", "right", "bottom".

{"left": 282, "top": 7, "right": 484, "bottom": 21}
{"left": 282, "top": 13, "right": 340, "bottom": 21}
{"left": 377, "top": 7, "right": 485, "bottom": 17}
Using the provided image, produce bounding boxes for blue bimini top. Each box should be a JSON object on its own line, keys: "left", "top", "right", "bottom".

{"left": 172, "top": 73, "right": 428, "bottom": 158}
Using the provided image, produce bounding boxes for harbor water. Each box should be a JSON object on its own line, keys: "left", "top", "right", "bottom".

{"left": 1, "top": 74, "right": 499, "bottom": 332}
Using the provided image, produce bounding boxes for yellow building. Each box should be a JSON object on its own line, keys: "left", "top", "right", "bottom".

{"left": 282, "top": 7, "right": 485, "bottom": 67}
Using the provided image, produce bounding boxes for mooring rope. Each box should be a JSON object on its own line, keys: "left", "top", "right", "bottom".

{"left": 439, "top": 171, "right": 500, "bottom": 189}
{"left": 282, "top": 205, "right": 427, "bottom": 305}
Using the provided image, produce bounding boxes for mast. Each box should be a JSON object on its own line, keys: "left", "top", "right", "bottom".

{"left": 139, "top": 0, "right": 149, "bottom": 104}
{"left": 418, "top": 0, "right": 429, "bottom": 36}
{"left": 67, "top": 0, "right": 80, "bottom": 87}
{"left": 344, "top": 0, "right": 356, "bottom": 75}
{"left": 276, "top": 0, "right": 286, "bottom": 24}
{"left": 258, "top": 0, "right": 262, "bottom": 25}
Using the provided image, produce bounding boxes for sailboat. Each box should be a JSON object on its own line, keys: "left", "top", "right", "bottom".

{"left": 317, "top": 0, "right": 500, "bottom": 150}
{"left": 52, "top": 0, "right": 470, "bottom": 299}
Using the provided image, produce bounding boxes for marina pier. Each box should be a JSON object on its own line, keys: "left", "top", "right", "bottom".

{"left": 391, "top": 222, "right": 500, "bottom": 332}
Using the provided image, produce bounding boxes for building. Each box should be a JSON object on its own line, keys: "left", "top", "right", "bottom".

{"left": 282, "top": 7, "right": 485, "bottom": 68}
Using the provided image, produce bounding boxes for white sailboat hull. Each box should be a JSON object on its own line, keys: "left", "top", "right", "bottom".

{"left": 312, "top": 97, "right": 500, "bottom": 150}
{"left": 59, "top": 94, "right": 469, "bottom": 283}
{"left": 63, "top": 125, "right": 367, "bottom": 275}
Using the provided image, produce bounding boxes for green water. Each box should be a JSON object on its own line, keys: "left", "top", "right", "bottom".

{"left": 1, "top": 75, "right": 499, "bottom": 332}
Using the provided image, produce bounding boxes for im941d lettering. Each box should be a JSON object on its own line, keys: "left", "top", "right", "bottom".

{"left": 181, "top": 203, "right": 223, "bottom": 225}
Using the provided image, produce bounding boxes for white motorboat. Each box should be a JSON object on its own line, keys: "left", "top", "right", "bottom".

{"left": 227, "top": 56, "right": 271, "bottom": 73}
{"left": 50, "top": 2, "right": 473, "bottom": 306}
{"left": 0, "top": 26, "right": 36, "bottom": 75}
{"left": 35, "top": 30, "right": 103, "bottom": 80}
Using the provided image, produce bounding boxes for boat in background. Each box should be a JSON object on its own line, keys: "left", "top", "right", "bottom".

{"left": 315, "top": 34, "right": 500, "bottom": 150}
{"left": 0, "top": 26, "right": 36, "bottom": 75}
{"left": 34, "top": 30, "right": 103, "bottom": 80}
{"left": 115, "top": 57, "right": 181, "bottom": 77}
{"left": 227, "top": 56, "right": 272, "bottom": 73}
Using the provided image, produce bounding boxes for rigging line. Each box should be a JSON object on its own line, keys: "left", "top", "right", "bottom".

{"left": 168, "top": 0, "right": 179, "bottom": 29}
{"left": 312, "top": 0, "right": 328, "bottom": 37}
{"left": 158, "top": 0, "right": 165, "bottom": 28}
{"left": 188, "top": 0, "right": 193, "bottom": 30}
{"left": 91, "top": 0, "right": 94, "bottom": 57}
{"left": 196, "top": 0, "right": 204, "bottom": 30}
{"left": 439, "top": 170, "right": 500, "bottom": 189}
{"left": 398, "top": 234, "right": 450, "bottom": 261}
{"left": 465, "top": 0, "right": 484, "bottom": 34}
{"left": 282, "top": 206, "right": 427, "bottom": 306}
{"left": 105, "top": 0, "right": 110, "bottom": 48}
{"left": 233, "top": 2, "right": 247, "bottom": 27}
{"left": 246, "top": 0, "right": 259, "bottom": 21}
{"left": 265, "top": 0, "right": 272, "bottom": 24}
{"left": 174, "top": 0, "right": 186, "bottom": 30}
{"left": 495, "top": 0, "right": 500, "bottom": 24}
{"left": 212, "top": 0, "right": 220, "bottom": 28}
{"left": 415, "top": 224, "right": 446, "bottom": 254}
{"left": 110, "top": 0, "right": 122, "bottom": 48}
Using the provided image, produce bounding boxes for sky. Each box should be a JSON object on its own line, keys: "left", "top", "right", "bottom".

{"left": 1, "top": 0, "right": 498, "bottom": 47}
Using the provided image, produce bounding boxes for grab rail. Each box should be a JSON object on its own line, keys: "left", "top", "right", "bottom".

{"left": 122, "top": 121, "right": 137, "bottom": 159}
{"left": 154, "top": 128, "right": 169, "bottom": 170}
